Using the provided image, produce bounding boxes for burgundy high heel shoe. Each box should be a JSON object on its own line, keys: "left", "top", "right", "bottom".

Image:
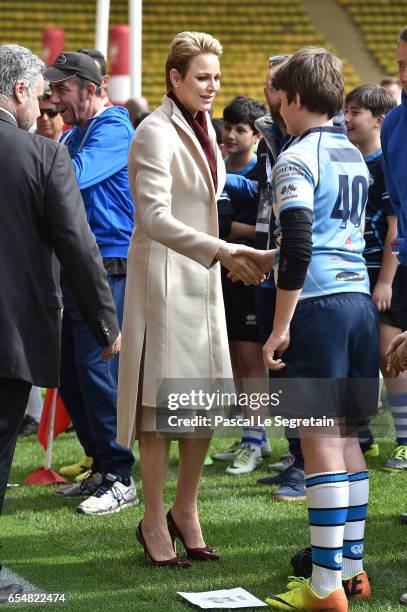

{"left": 136, "top": 521, "right": 191, "bottom": 568}
{"left": 166, "top": 510, "right": 220, "bottom": 561}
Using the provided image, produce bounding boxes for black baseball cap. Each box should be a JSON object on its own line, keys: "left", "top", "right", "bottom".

{"left": 44, "top": 52, "right": 102, "bottom": 85}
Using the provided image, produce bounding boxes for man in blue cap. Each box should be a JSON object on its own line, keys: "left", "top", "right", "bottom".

{"left": 45, "top": 52, "right": 136, "bottom": 515}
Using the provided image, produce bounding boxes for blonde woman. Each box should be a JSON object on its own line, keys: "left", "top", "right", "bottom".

{"left": 117, "top": 31, "right": 264, "bottom": 567}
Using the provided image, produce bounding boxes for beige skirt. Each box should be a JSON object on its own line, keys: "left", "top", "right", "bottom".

{"left": 133, "top": 338, "right": 223, "bottom": 440}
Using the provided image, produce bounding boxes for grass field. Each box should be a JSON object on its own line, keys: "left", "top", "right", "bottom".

{"left": 2, "top": 411, "right": 407, "bottom": 611}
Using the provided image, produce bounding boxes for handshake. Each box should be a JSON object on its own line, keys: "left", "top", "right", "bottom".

{"left": 215, "top": 243, "right": 274, "bottom": 286}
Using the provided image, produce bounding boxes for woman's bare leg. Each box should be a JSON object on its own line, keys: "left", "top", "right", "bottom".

{"left": 171, "top": 436, "right": 212, "bottom": 548}
{"left": 138, "top": 431, "right": 174, "bottom": 561}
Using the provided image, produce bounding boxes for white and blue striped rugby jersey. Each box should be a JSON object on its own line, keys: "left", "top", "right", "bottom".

{"left": 272, "top": 126, "right": 371, "bottom": 300}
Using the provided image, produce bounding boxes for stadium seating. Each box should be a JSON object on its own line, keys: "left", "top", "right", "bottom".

{"left": 338, "top": 0, "right": 407, "bottom": 76}
{"left": 0, "top": 0, "right": 359, "bottom": 113}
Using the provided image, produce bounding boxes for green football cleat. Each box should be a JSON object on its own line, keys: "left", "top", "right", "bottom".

{"left": 59, "top": 456, "right": 93, "bottom": 481}
{"left": 266, "top": 578, "right": 348, "bottom": 611}
{"left": 286, "top": 573, "right": 371, "bottom": 601}
{"left": 383, "top": 445, "right": 407, "bottom": 472}
{"left": 363, "top": 442, "right": 379, "bottom": 459}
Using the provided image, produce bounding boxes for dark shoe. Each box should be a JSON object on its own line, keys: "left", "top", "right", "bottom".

{"left": 401, "top": 511, "right": 407, "bottom": 525}
{"left": 135, "top": 521, "right": 191, "bottom": 568}
{"left": 290, "top": 546, "right": 312, "bottom": 578}
{"left": 166, "top": 510, "right": 220, "bottom": 561}
{"left": 271, "top": 466, "right": 306, "bottom": 501}
{"left": 256, "top": 473, "right": 284, "bottom": 487}
{"left": 18, "top": 415, "right": 39, "bottom": 437}
{"left": 0, "top": 584, "right": 24, "bottom": 604}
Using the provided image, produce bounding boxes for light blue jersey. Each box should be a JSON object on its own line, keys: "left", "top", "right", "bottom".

{"left": 272, "top": 126, "right": 370, "bottom": 300}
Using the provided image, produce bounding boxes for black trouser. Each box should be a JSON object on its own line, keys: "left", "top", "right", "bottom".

{"left": 0, "top": 378, "right": 31, "bottom": 514}
{"left": 255, "top": 286, "right": 304, "bottom": 468}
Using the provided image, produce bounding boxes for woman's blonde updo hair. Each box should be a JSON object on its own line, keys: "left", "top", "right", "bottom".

{"left": 165, "top": 31, "right": 223, "bottom": 91}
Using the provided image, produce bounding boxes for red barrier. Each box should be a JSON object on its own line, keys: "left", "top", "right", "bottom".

{"left": 109, "top": 24, "right": 130, "bottom": 104}
{"left": 24, "top": 389, "right": 70, "bottom": 486}
{"left": 42, "top": 27, "right": 65, "bottom": 66}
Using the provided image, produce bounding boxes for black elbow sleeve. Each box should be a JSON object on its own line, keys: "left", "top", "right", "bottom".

{"left": 277, "top": 208, "right": 313, "bottom": 290}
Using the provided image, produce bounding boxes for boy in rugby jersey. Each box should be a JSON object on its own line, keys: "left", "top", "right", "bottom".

{"left": 344, "top": 85, "right": 407, "bottom": 472}
{"left": 245, "top": 48, "right": 380, "bottom": 611}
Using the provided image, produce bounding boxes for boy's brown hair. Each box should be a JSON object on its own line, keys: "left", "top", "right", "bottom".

{"left": 398, "top": 25, "right": 407, "bottom": 46}
{"left": 271, "top": 47, "right": 344, "bottom": 119}
{"left": 345, "top": 84, "right": 396, "bottom": 117}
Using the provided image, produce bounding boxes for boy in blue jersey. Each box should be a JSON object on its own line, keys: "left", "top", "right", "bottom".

{"left": 344, "top": 85, "right": 407, "bottom": 473}
{"left": 244, "top": 48, "right": 380, "bottom": 610}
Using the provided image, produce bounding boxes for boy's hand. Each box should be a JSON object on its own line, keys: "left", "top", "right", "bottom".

{"left": 386, "top": 331, "right": 407, "bottom": 375}
{"left": 263, "top": 330, "right": 290, "bottom": 370}
{"left": 372, "top": 280, "right": 392, "bottom": 312}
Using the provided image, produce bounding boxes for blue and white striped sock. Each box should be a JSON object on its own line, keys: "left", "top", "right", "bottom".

{"left": 388, "top": 393, "right": 407, "bottom": 446}
{"left": 342, "top": 471, "right": 369, "bottom": 579}
{"left": 241, "top": 427, "right": 263, "bottom": 455}
{"left": 306, "top": 471, "right": 349, "bottom": 597}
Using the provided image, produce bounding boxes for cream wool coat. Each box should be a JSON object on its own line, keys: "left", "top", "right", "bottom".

{"left": 117, "top": 96, "right": 233, "bottom": 447}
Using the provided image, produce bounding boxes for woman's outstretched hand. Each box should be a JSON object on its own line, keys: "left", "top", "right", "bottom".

{"left": 216, "top": 244, "right": 266, "bottom": 285}
{"left": 225, "top": 247, "right": 275, "bottom": 284}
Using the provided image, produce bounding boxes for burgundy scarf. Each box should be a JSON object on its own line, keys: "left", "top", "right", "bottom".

{"left": 168, "top": 91, "right": 218, "bottom": 192}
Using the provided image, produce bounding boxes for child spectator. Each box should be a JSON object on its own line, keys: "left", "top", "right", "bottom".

{"left": 345, "top": 84, "right": 407, "bottom": 473}
{"left": 214, "top": 96, "right": 271, "bottom": 474}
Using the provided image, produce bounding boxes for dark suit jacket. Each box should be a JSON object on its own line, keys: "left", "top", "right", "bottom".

{"left": 0, "top": 109, "right": 120, "bottom": 388}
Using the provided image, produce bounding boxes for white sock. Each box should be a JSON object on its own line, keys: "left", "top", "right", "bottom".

{"left": 388, "top": 393, "right": 407, "bottom": 446}
{"left": 306, "top": 471, "right": 349, "bottom": 597}
{"left": 25, "top": 386, "right": 42, "bottom": 422}
{"left": 342, "top": 471, "right": 369, "bottom": 579}
{"left": 241, "top": 427, "right": 262, "bottom": 455}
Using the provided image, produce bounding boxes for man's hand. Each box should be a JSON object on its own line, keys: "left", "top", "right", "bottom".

{"left": 216, "top": 243, "right": 265, "bottom": 285}
{"left": 100, "top": 332, "right": 121, "bottom": 361}
{"left": 263, "top": 330, "right": 290, "bottom": 370}
{"left": 386, "top": 331, "right": 407, "bottom": 376}
{"left": 372, "top": 280, "right": 392, "bottom": 312}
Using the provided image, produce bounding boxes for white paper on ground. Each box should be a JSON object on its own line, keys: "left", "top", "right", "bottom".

{"left": 177, "top": 587, "right": 267, "bottom": 609}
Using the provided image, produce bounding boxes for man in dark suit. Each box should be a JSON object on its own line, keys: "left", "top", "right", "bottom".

{"left": 0, "top": 43, "right": 121, "bottom": 601}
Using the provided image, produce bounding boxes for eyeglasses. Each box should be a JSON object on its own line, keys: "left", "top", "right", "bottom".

{"left": 268, "top": 54, "right": 291, "bottom": 66}
{"left": 39, "top": 108, "right": 60, "bottom": 118}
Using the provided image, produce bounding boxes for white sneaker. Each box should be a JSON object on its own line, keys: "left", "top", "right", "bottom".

{"left": 53, "top": 472, "right": 102, "bottom": 497}
{"left": 76, "top": 474, "right": 138, "bottom": 515}
{"left": 267, "top": 454, "right": 295, "bottom": 472}
{"left": 212, "top": 440, "right": 243, "bottom": 461}
{"left": 225, "top": 445, "right": 263, "bottom": 475}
